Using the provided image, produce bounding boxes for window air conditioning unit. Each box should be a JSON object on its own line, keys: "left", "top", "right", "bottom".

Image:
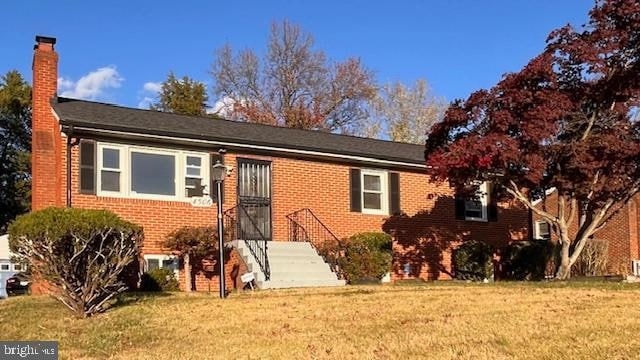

{"left": 632, "top": 260, "right": 640, "bottom": 277}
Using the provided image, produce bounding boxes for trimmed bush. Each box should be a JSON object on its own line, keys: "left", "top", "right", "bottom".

{"left": 503, "top": 240, "right": 552, "bottom": 280}
{"left": 340, "top": 232, "right": 392, "bottom": 283}
{"left": 140, "top": 268, "right": 180, "bottom": 292}
{"left": 453, "top": 240, "right": 494, "bottom": 281}
{"left": 8, "top": 207, "right": 142, "bottom": 318}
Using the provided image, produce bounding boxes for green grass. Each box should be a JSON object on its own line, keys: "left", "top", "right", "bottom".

{"left": 2, "top": 282, "right": 640, "bottom": 359}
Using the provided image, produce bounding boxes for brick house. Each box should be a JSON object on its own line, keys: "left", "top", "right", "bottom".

{"left": 30, "top": 35, "right": 535, "bottom": 291}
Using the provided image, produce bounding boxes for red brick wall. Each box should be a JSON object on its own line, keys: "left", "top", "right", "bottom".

{"left": 629, "top": 198, "right": 639, "bottom": 262}
{"left": 53, "top": 146, "right": 529, "bottom": 285}
{"left": 224, "top": 153, "right": 529, "bottom": 281}
{"left": 533, "top": 192, "right": 640, "bottom": 275}
{"left": 31, "top": 40, "right": 63, "bottom": 210}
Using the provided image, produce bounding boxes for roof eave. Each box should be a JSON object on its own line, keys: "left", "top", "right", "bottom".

{"left": 59, "top": 119, "right": 427, "bottom": 170}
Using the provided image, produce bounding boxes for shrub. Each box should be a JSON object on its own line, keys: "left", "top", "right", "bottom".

{"left": 453, "top": 240, "right": 494, "bottom": 281}
{"left": 140, "top": 268, "right": 180, "bottom": 292}
{"left": 573, "top": 239, "right": 609, "bottom": 276}
{"left": 340, "top": 232, "right": 392, "bottom": 283}
{"left": 503, "top": 240, "right": 553, "bottom": 280}
{"left": 164, "top": 226, "right": 217, "bottom": 292}
{"left": 8, "top": 208, "right": 142, "bottom": 318}
{"left": 315, "top": 237, "right": 345, "bottom": 277}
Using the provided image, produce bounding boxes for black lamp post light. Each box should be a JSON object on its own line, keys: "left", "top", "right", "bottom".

{"left": 212, "top": 160, "right": 229, "bottom": 299}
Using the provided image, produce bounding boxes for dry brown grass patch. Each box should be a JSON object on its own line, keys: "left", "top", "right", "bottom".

{"left": 1, "top": 282, "right": 639, "bottom": 359}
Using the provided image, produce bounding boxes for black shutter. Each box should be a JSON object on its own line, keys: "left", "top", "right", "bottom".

{"left": 488, "top": 182, "right": 498, "bottom": 222}
{"left": 350, "top": 169, "right": 361, "bottom": 212}
{"left": 211, "top": 153, "right": 224, "bottom": 203}
{"left": 79, "top": 140, "right": 96, "bottom": 194}
{"left": 454, "top": 197, "right": 465, "bottom": 220}
{"left": 389, "top": 172, "right": 401, "bottom": 215}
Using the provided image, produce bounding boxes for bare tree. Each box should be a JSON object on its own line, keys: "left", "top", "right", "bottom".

{"left": 373, "top": 79, "right": 446, "bottom": 144}
{"left": 211, "top": 20, "right": 377, "bottom": 134}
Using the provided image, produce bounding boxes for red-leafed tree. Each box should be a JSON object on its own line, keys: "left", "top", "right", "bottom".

{"left": 425, "top": 0, "right": 640, "bottom": 279}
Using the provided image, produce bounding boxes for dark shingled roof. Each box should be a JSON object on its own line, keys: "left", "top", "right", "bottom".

{"left": 53, "top": 97, "right": 426, "bottom": 165}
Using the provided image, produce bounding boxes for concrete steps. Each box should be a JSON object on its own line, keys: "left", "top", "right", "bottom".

{"left": 232, "top": 240, "right": 346, "bottom": 289}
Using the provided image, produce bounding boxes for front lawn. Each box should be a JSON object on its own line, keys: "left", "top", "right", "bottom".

{"left": 1, "top": 282, "right": 639, "bottom": 359}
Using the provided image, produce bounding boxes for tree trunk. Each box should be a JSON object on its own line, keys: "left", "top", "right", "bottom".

{"left": 184, "top": 253, "right": 192, "bottom": 292}
{"left": 555, "top": 232, "right": 572, "bottom": 280}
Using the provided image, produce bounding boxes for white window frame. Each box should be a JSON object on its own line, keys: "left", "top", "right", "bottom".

{"left": 184, "top": 152, "right": 209, "bottom": 198}
{"left": 0, "top": 263, "right": 10, "bottom": 272}
{"left": 96, "top": 142, "right": 210, "bottom": 202}
{"left": 361, "top": 169, "right": 388, "bottom": 215}
{"left": 143, "top": 254, "right": 179, "bottom": 278}
{"left": 534, "top": 220, "right": 552, "bottom": 240}
{"left": 129, "top": 146, "right": 180, "bottom": 201}
{"left": 464, "top": 182, "right": 488, "bottom": 222}
{"left": 97, "top": 143, "right": 125, "bottom": 197}
{"left": 12, "top": 263, "right": 25, "bottom": 272}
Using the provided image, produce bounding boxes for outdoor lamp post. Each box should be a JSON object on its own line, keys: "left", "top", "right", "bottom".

{"left": 212, "top": 160, "right": 228, "bottom": 299}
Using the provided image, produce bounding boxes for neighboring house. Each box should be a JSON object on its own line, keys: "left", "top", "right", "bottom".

{"left": 533, "top": 190, "right": 640, "bottom": 276}
{"left": 0, "top": 234, "right": 25, "bottom": 298}
{"left": 0, "top": 234, "right": 24, "bottom": 274}
{"left": 30, "top": 35, "right": 530, "bottom": 291}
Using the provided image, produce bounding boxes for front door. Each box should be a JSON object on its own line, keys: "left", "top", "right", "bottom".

{"left": 237, "top": 158, "right": 272, "bottom": 240}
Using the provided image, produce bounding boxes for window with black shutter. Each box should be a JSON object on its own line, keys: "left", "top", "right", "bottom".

{"left": 350, "top": 169, "right": 361, "bottom": 212}
{"left": 455, "top": 181, "right": 496, "bottom": 222}
{"left": 79, "top": 140, "right": 96, "bottom": 194}
{"left": 389, "top": 172, "right": 401, "bottom": 215}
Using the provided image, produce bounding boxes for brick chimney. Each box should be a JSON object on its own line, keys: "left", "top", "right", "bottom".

{"left": 32, "top": 35, "right": 63, "bottom": 210}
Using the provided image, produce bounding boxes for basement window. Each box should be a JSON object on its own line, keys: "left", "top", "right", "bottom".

{"left": 535, "top": 221, "right": 552, "bottom": 240}
{"left": 143, "top": 255, "right": 179, "bottom": 277}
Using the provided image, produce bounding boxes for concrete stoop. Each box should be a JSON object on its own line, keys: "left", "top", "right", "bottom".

{"left": 232, "top": 240, "right": 346, "bottom": 289}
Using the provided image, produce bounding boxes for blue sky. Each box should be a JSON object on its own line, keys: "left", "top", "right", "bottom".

{"left": 1, "top": 1, "right": 593, "bottom": 108}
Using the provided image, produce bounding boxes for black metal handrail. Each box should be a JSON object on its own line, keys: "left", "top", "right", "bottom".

{"left": 224, "top": 204, "right": 270, "bottom": 280}
{"left": 286, "top": 208, "right": 344, "bottom": 278}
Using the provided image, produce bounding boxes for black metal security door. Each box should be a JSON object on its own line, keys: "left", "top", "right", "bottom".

{"left": 237, "top": 159, "right": 272, "bottom": 240}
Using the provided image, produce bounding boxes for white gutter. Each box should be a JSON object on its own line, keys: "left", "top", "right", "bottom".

{"left": 68, "top": 126, "right": 428, "bottom": 170}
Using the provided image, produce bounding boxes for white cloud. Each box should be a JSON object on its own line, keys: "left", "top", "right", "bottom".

{"left": 137, "top": 81, "right": 162, "bottom": 109}
{"left": 58, "top": 66, "right": 123, "bottom": 100}
{"left": 209, "top": 96, "right": 236, "bottom": 116}
{"left": 137, "top": 96, "right": 155, "bottom": 109}
{"left": 143, "top": 81, "right": 162, "bottom": 93}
